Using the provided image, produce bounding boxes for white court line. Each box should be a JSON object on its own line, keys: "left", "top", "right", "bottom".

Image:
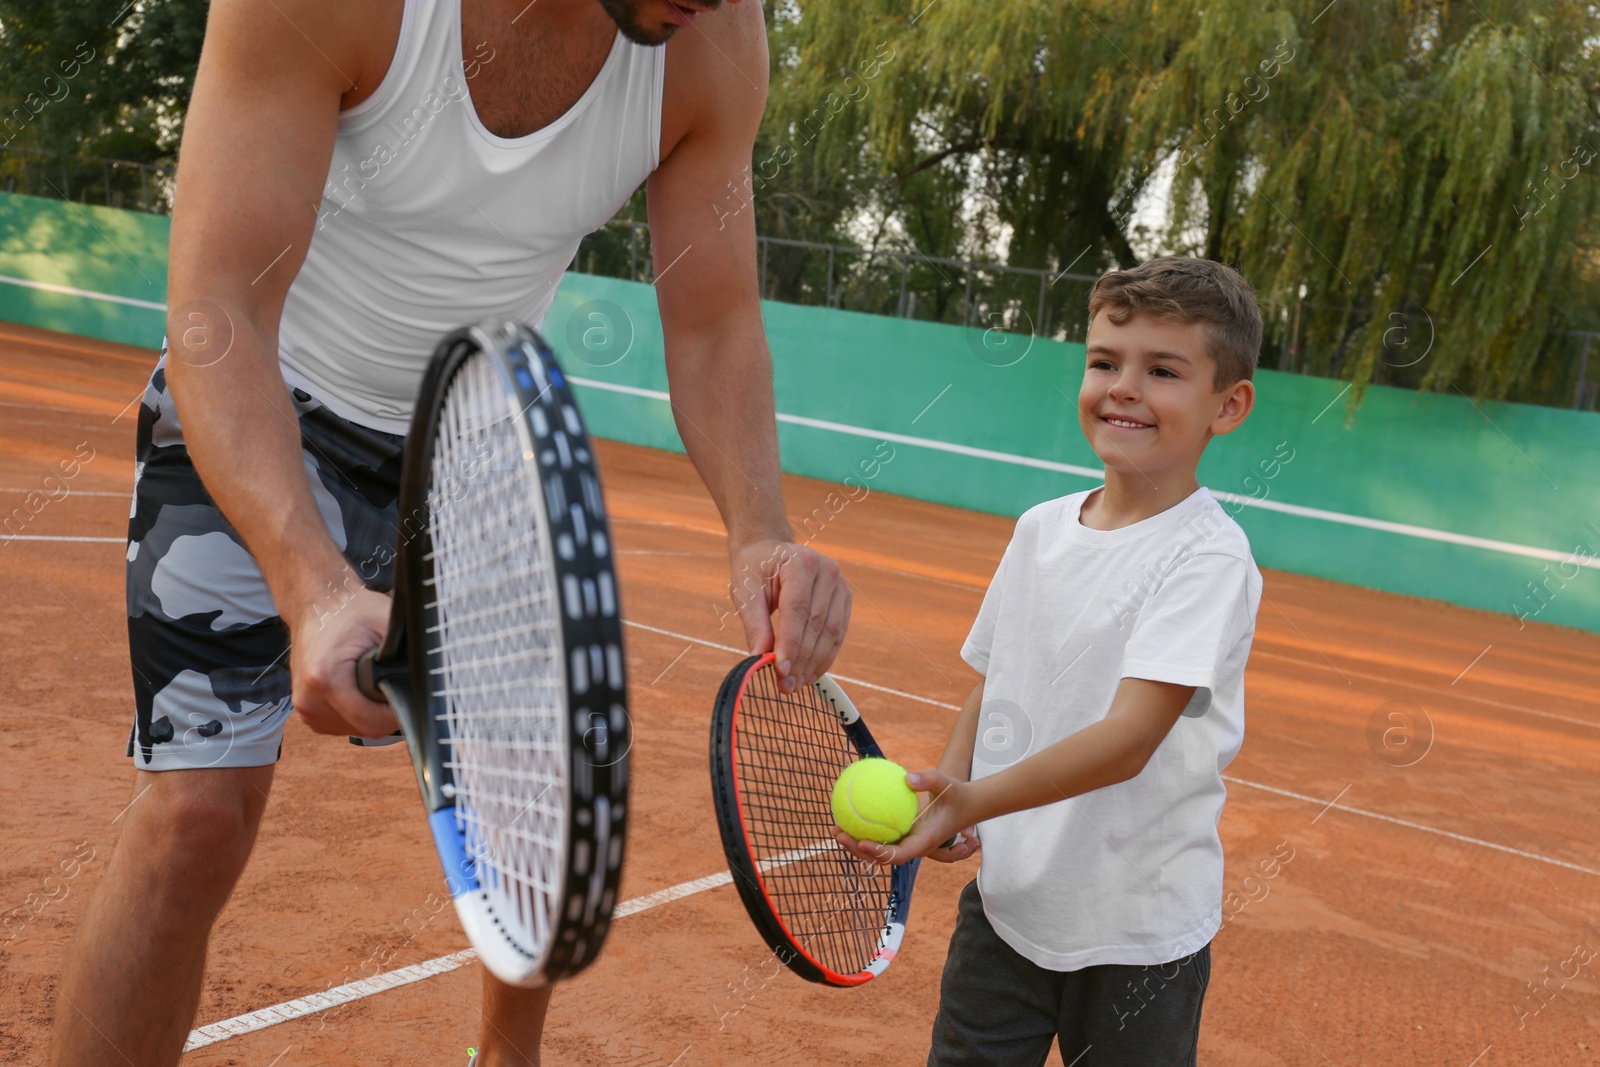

{"left": 5, "top": 528, "right": 1590, "bottom": 732}
{"left": 184, "top": 949, "right": 482, "bottom": 1050}
{"left": 179, "top": 637, "right": 1596, "bottom": 1049}
{"left": 185, "top": 769, "right": 1600, "bottom": 1049}
{"left": 0, "top": 276, "right": 1583, "bottom": 567}
{"left": 0, "top": 399, "right": 107, "bottom": 415}
{"left": 0, "top": 338, "right": 1584, "bottom": 567}
{"left": 622, "top": 619, "right": 962, "bottom": 710}
{"left": 569, "top": 376, "right": 1597, "bottom": 571}
{"left": 1, "top": 534, "right": 124, "bottom": 544}
{"left": 0, "top": 272, "right": 167, "bottom": 311}
{"left": 0, "top": 488, "right": 129, "bottom": 497}
{"left": 161, "top": 670, "right": 1598, "bottom": 1064}
{"left": 1223, "top": 775, "right": 1600, "bottom": 877}
{"left": 612, "top": 516, "right": 984, "bottom": 591}
{"left": 627, "top": 619, "right": 1600, "bottom": 730}
{"left": 0, "top": 398, "right": 141, "bottom": 428}
{"left": 1248, "top": 648, "right": 1600, "bottom": 731}
{"left": 186, "top": 842, "right": 831, "bottom": 1050}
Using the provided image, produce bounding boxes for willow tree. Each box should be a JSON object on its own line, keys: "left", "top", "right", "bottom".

{"left": 769, "top": 0, "right": 1600, "bottom": 403}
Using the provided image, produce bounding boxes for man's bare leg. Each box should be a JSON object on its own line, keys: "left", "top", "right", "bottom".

{"left": 49, "top": 764, "right": 275, "bottom": 1067}
{"left": 474, "top": 970, "right": 552, "bottom": 1066}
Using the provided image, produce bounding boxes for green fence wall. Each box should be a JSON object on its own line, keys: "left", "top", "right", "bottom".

{"left": 547, "top": 278, "right": 1600, "bottom": 635}
{"left": 0, "top": 193, "right": 169, "bottom": 347}
{"left": 5, "top": 191, "right": 1598, "bottom": 633}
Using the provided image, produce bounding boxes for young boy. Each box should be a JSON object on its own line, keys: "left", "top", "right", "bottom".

{"left": 840, "top": 256, "right": 1263, "bottom": 1065}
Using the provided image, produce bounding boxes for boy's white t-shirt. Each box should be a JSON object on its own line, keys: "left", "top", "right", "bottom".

{"left": 961, "top": 485, "right": 1261, "bottom": 971}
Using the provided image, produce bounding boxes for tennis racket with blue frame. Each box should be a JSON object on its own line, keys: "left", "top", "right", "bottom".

{"left": 356, "top": 320, "right": 629, "bottom": 987}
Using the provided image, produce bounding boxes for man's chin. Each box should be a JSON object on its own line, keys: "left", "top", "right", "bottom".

{"left": 615, "top": 22, "right": 678, "bottom": 46}
{"left": 608, "top": 16, "right": 678, "bottom": 45}
{"left": 598, "top": 0, "right": 681, "bottom": 46}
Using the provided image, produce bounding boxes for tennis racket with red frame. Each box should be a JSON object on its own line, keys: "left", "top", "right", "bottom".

{"left": 709, "top": 653, "right": 920, "bottom": 986}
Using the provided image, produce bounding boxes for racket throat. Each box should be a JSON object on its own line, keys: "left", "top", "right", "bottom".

{"left": 385, "top": 675, "right": 457, "bottom": 813}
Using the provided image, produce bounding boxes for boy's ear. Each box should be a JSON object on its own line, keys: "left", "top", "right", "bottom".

{"left": 1211, "top": 378, "right": 1255, "bottom": 437}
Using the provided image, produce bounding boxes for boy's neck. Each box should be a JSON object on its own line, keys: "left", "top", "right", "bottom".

{"left": 1079, "top": 466, "right": 1201, "bottom": 531}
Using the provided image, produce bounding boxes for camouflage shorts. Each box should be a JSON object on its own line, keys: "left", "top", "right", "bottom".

{"left": 125, "top": 353, "right": 406, "bottom": 769}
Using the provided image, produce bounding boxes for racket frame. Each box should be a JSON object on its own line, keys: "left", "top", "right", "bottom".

{"left": 361, "top": 321, "right": 629, "bottom": 987}
{"left": 710, "top": 653, "right": 919, "bottom": 987}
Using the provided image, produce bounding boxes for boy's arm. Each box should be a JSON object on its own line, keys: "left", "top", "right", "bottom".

{"left": 849, "top": 677, "right": 1196, "bottom": 865}
{"left": 915, "top": 680, "right": 986, "bottom": 863}
{"left": 962, "top": 677, "right": 1195, "bottom": 819}
{"left": 937, "top": 680, "right": 985, "bottom": 781}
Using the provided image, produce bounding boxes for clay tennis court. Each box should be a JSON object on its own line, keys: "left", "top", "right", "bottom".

{"left": 3, "top": 320, "right": 1597, "bottom": 1065}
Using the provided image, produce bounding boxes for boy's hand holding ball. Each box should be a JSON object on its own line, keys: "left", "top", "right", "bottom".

{"left": 831, "top": 758, "right": 981, "bottom": 866}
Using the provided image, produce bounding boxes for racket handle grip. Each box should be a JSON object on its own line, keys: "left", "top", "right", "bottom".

{"left": 356, "top": 649, "right": 386, "bottom": 703}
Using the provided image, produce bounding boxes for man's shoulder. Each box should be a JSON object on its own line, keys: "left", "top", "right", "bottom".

{"left": 660, "top": 0, "right": 769, "bottom": 158}
{"left": 203, "top": 0, "right": 396, "bottom": 102}
{"left": 667, "top": 0, "right": 768, "bottom": 71}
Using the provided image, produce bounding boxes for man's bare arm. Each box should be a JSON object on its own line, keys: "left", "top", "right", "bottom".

{"left": 163, "top": 0, "right": 391, "bottom": 735}
{"left": 647, "top": 1, "right": 851, "bottom": 689}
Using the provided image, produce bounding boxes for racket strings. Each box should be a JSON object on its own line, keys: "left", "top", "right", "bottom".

{"left": 427, "top": 352, "right": 566, "bottom": 956}
{"left": 735, "top": 666, "right": 891, "bottom": 975}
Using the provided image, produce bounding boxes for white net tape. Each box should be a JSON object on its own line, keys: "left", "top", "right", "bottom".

{"left": 427, "top": 351, "right": 566, "bottom": 959}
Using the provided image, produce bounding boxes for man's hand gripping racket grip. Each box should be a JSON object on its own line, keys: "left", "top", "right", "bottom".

{"left": 352, "top": 650, "right": 411, "bottom": 745}
{"left": 356, "top": 650, "right": 384, "bottom": 703}
{"left": 355, "top": 649, "right": 410, "bottom": 704}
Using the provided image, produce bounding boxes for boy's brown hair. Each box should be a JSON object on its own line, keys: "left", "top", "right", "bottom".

{"left": 1087, "top": 257, "right": 1262, "bottom": 389}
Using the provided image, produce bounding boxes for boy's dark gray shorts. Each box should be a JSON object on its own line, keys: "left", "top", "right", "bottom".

{"left": 125, "top": 354, "right": 405, "bottom": 770}
{"left": 929, "top": 880, "right": 1211, "bottom": 1067}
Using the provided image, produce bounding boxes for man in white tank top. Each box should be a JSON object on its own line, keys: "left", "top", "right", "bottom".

{"left": 51, "top": 2, "right": 852, "bottom": 1064}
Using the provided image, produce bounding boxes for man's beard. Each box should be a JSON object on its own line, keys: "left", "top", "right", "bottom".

{"left": 597, "top": 0, "right": 720, "bottom": 46}
{"left": 596, "top": 0, "right": 678, "bottom": 46}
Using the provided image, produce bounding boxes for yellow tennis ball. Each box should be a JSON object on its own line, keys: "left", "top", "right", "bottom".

{"left": 831, "top": 758, "right": 918, "bottom": 844}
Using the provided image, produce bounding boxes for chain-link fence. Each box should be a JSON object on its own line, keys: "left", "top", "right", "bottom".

{"left": 576, "top": 218, "right": 1100, "bottom": 344}
{"left": 4, "top": 147, "right": 1594, "bottom": 409}
{"left": 0, "top": 146, "right": 174, "bottom": 215}
{"left": 1543, "top": 330, "right": 1600, "bottom": 412}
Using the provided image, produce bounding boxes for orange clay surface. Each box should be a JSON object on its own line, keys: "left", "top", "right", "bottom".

{"left": 1, "top": 321, "right": 1598, "bottom": 1065}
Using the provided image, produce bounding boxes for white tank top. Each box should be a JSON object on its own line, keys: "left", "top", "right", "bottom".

{"left": 277, "top": 0, "right": 665, "bottom": 433}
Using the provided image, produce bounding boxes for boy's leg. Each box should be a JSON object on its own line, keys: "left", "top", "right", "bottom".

{"left": 928, "top": 880, "right": 1064, "bottom": 1067}
{"left": 49, "top": 765, "right": 275, "bottom": 1066}
{"left": 1057, "top": 943, "right": 1211, "bottom": 1066}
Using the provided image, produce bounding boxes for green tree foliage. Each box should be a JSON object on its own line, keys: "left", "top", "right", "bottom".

{"left": 772, "top": 0, "right": 1600, "bottom": 404}
{"left": 4, "top": 0, "right": 1595, "bottom": 403}
{"left": 0, "top": 0, "right": 208, "bottom": 162}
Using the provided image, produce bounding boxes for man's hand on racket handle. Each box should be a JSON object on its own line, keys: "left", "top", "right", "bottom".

{"left": 834, "top": 768, "right": 982, "bottom": 867}
{"left": 286, "top": 576, "right": 399, "bottom": 739}
{"left": 731, "top": 537, "right": 851, "bottom": 691}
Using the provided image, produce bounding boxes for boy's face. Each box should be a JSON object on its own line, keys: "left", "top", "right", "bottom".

{"left": 1078, "top": 311, "right": 1254, "bottom": 483}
